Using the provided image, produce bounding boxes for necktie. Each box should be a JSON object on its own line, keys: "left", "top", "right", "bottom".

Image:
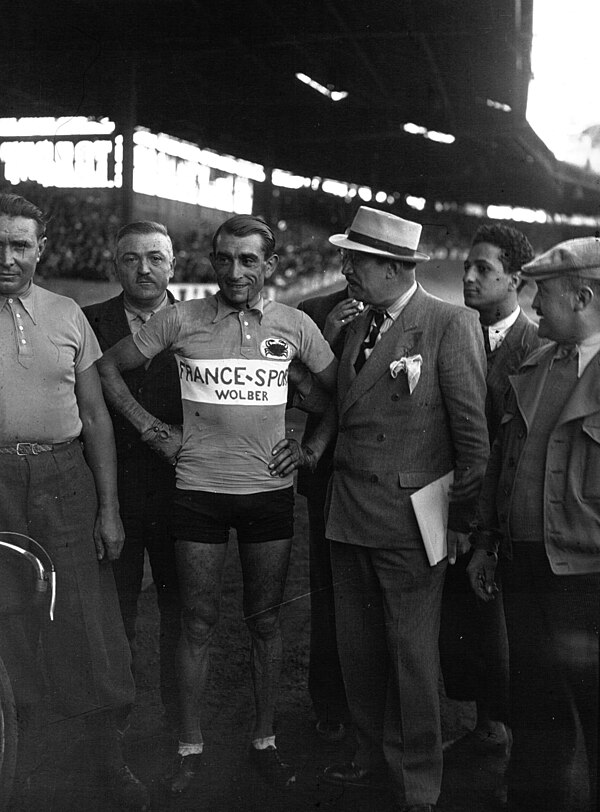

{"left": 482, "top": 325, "right": 492, "bottom": 355}
{"left": 355, "top": 310, "right": 385, "bottom": 373}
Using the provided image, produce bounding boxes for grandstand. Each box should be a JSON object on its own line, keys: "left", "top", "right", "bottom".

{"left": 2, "top": 1, "right": 600, "bottom": 295}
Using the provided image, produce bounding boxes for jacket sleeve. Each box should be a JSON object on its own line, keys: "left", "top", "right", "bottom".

{"left": 438, "top": 309, "right": 490, "bottom": 531}
{"left": 470, "top": 409, "right": 510, "bottom": 553}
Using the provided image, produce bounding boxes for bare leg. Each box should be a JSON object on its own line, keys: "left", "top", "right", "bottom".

{"left": 238, "top": 538, "right": 292, "bottom": 741}
{"left": 175, "top": 540, "right": 228, "bottom": 744}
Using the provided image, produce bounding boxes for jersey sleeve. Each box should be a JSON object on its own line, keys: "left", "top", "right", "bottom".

{"left": 73, "top": 305, "right": 102, "bottom": 372}
{"left": 296, "top": 311, "right": 335, "bottom": 373}
{"left": 132, "top": 303, "right": 181, "bottom": 359}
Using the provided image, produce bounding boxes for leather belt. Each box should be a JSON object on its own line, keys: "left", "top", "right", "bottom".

{"left": 0, "top": 440, "right": 75, "bottom": 456}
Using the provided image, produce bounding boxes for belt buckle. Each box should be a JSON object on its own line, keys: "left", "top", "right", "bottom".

{"left": 16, "top": 442, "right": 35, "bottom": 455}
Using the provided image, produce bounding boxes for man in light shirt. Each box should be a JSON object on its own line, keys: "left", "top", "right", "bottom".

{"left": 0, "top": 193, "right": 148, "bottom": 809}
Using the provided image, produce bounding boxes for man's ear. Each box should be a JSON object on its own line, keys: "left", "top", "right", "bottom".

{"left": 264, "top": 253, "right": 278, "bottom": 279}
{"left": 575, "top": 285, "right": 594, "bottom": 310}
{"left": 508, "top": 271, "right": 521, "bottom": 291}
{"left": 209, "top": 252, "right": 217, "bottom": 271}
{"left": 169, "top": 255, "right": 176, "bottom": 280}
{"left": 385, "top": 259, "right": 400, "bottom": 279}
{"left": 37, "top": 236, "right": 47, "bottom": 258}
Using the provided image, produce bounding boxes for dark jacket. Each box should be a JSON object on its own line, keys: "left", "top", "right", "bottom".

{"left": 296, "top": 287, "right": 349, "bottom": 499}
{"left": 484, "top": 308, "right": 547, "bottom": 441}
{"left": 83, "top": 292, "right": 182, "bottom": 515}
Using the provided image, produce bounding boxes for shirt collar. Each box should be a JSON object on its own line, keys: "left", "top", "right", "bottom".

{"left": 575, "top": 332, "right": 600, "bottom": 377}
{"left": 123, "top": 291, "right": 169, "bottom": 322}
{"left": 383, "top": 281, "right": 418, "bottom": 321}
{"left": 213, "top": 290, "right": 265, "bottom": 322}
{"left": 0, "top": 282, "right": 38, "bottom": 323}
{"left": 488, "top": 306, "right": 520, "bottom": 334}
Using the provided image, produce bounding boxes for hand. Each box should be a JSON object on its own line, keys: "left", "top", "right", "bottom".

{"left": 446, "top": 530, "right": 471, "bottom": 565}
{"left": 467, "top": 549, "right": 499, "bottom": 602}
{"left": 269, "top": 438, "right": 318, "bottom": 477}
{"left": 323, "top": 298, "right": 364, "bottom": 344}
{"left": 93, "top": 505, "right": 125, "bottom": 562}
{"left": 140, "top": 420, "right": 183, "bottom": 465}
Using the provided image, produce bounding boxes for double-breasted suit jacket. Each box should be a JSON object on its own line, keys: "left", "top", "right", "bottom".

{"left": 325, "top": 283, "right": 489, "bottom": 804}
{"left": 326, "top": 284, "right": 490, "bottom": 548}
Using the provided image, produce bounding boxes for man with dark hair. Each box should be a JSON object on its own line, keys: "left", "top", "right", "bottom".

{"left": 464, "top": 224, "right": 544, "bottom": 436}
{"left": 440, "top": 223, "right": 546, "bottom": 764}
{"left": 468, "top": 236, "right": 600, "bottom": 811}
{"left": 83, "top": 221, "right": 182, "bottom": 731}
{"left": 0, "top": 193, "right": 149, "bottom": 809}
{"left": 97, "top": 214, "right": 337, "bottom": 794}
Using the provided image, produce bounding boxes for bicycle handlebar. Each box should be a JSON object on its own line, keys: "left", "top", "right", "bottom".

{"left": 0, "top": 534, "right": 56, "bottom": 621}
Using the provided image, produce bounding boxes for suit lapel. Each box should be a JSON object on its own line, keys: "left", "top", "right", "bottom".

{"left": 98, "top": 294, "right": 130, "bottom": 347}
{"left": 339, "top": 286, "right": 426, "bottom": 415}
{"left": 559, "top": 350, "right": 600, "bottom": 424}
{"left": 509, "top": 348, "right": 553, "bottom": 431}
{"left": 511, "top": 344, "right": 600, "bottom": 430}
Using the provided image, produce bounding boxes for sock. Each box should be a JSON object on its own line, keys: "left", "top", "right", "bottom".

{"left": 252, "top": 735, "right": 276, "bottom": 750}
{"left": 178, "top": 741, "right": 203, "bottom": 757}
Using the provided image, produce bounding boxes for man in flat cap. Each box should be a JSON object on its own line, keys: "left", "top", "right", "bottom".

{"left": 277, "top": 207, "right": 489, "bottom": 811}
{"left": 468, "top": 236, "right": 600, "bottom": 811}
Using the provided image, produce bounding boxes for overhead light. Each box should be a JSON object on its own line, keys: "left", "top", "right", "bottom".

{"left": 406, "top": 195, "right": 426, "bottom": 211}
{"left": 486, "top": 98, "right": 512, "bottom": 113}
{"left": 403, "top": 122, "right": 455, "bottom": 145}
{"left": 295, "top": 73, "right": 348, "bottom": 102}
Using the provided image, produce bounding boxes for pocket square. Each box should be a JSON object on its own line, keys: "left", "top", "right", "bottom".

{"left": 390, "top": 354, "right": 422, "bottom": 394}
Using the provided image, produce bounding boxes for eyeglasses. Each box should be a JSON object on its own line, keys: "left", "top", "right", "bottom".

{"left": 338, "top": 248, "right": 355, "bottom": 266}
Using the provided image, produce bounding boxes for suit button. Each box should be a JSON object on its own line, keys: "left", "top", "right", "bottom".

{"left": 377, "top": 433, "right": 386, "bottom": 442}
{"left": 370, "top": 474, "right": 379, "bottom": 483}
{"left": 391, "top": 393, "right": 400, "bottom": 401}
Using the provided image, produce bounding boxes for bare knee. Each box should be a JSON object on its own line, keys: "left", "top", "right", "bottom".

{"left": 181, "top": 604, "right": 219, "bottom": 646}
{"left": 245, "top": 609, "right": 280, "bottom": 642}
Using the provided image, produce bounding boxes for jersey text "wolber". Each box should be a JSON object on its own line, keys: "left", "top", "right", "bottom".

{"left": 176, "top": 356, "right": 290, "bottom": 405}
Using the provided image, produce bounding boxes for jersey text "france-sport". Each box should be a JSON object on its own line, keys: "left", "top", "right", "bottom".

{"left": 132, "top": 293, "right": 334, "bottom": 494}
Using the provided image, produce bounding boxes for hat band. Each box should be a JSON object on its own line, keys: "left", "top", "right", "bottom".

{"left": 347, "top": 229, "right": 417, "bottom": 256}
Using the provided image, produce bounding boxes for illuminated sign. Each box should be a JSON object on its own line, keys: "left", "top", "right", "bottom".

{"left": 0, "top": 138, "right": 119, "bottom": 188}
{"left": 0, "top": 118, "right": 262, "bottom": 213}
{"left": 132, "top": 129, "right": 263, "bottom": 213}
{"left": 0, "top": 117, "right": 115, "bottom": 137}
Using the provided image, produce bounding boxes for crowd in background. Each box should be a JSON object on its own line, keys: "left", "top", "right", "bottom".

{"left": 0, "top": 181, "right": 580, "bottom": 290}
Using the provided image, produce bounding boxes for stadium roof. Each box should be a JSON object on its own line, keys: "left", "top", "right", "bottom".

{"left": 4, "top": 0, "right": 600, "bottom": 214}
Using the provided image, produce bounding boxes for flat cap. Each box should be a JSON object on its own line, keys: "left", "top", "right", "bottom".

{"left": 522, "top": 237, "right": 600, "bottom": 280}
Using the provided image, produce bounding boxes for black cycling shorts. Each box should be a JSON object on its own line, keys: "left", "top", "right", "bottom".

{"left": 170, "top": 487, "right": 294, "bottom": 543}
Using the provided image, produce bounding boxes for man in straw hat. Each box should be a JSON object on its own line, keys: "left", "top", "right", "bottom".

{"left": 276, "top": 206, "right": 489, "bottom": 811}
{"left": 468, "top": 236, "right": 600, "bottom": 811}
